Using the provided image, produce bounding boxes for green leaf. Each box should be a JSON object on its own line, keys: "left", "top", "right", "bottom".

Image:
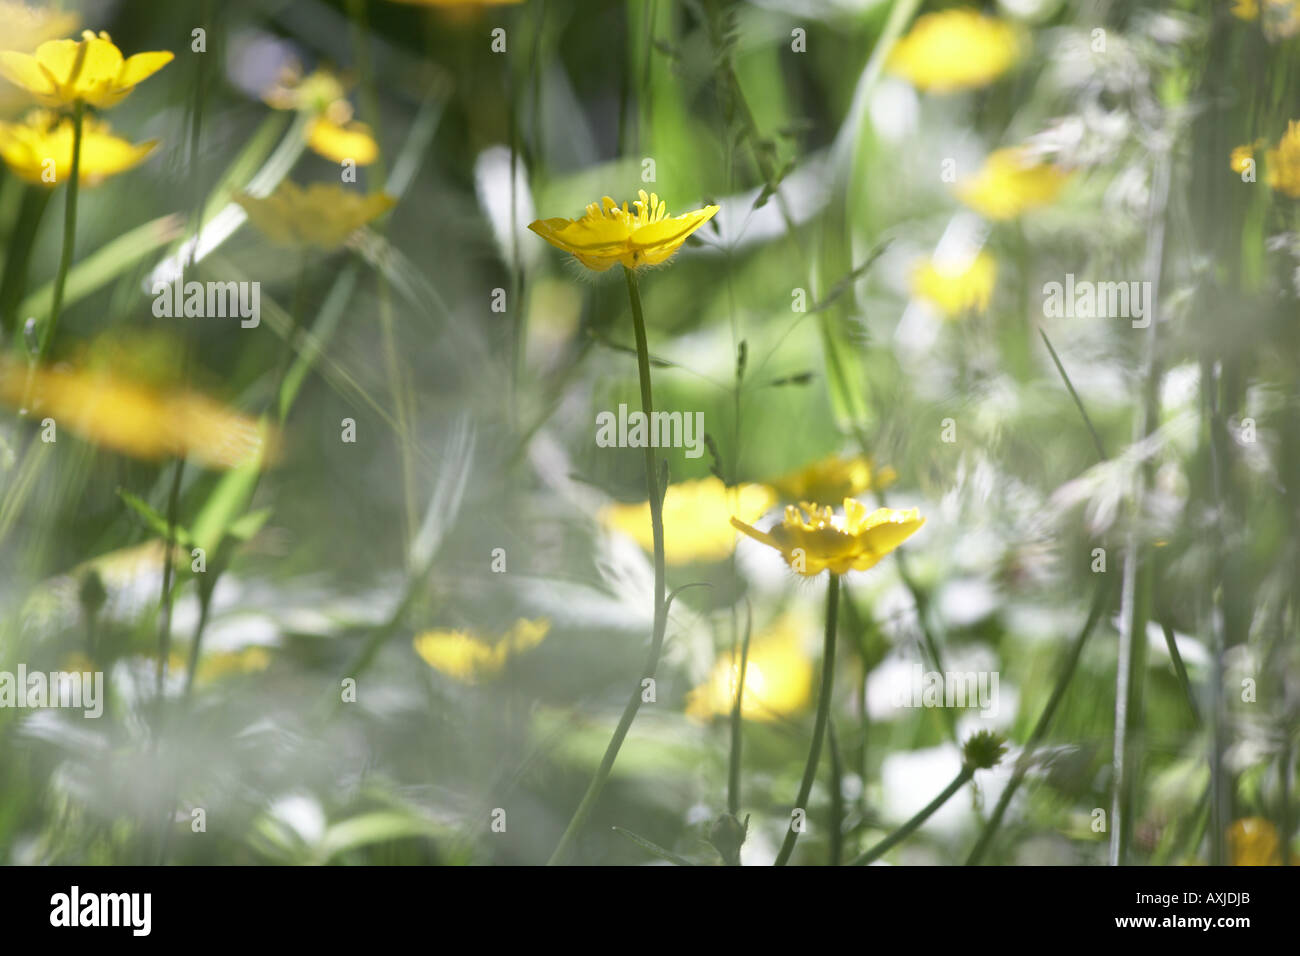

{"left": 117, "top": 487, "right": 193, "bottom": 548}
{"left": 611, "top": 826, "right": 695, "bottom": 866}
{"left": 17, "top": 214, "right": 184, "bottom": 322}
{"left": 320, "top": 812, "right": 444, "bottom": 860}
{"left": 226, "top": 506, "right": 273, "bottom": 542}
{"left": 189, "top": 424, "right": 270, "bottom": 553}
{"left": 278, "top": 264, "right": 360, "bottom": 420}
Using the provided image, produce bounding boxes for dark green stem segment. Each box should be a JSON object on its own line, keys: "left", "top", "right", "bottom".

{"left": 727, "top": 603, "right": 752, "bottom": 817}
{"left": 849, "top": 766, "right": 973, "bottom": 866}
{"left": 39, "top": 99, "right": 83, "bottom": 361}
{"left": 773, "top": 572, "right": 840, "bottom": 866}
{"left": 154, "top": 458, "right": 185, "bottom": 698}
{"left": 547, "top": 266, "right": 667, "bottom": 865}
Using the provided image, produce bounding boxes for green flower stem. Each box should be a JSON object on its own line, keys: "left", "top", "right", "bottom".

{"left": 727, "top": 602, "right": 752, "bottom": 818}
{"left": 827, "top": 719, "right": 844, "bottom": 866}
{"left": 773, "top": 572, "right": 840, "bottom": 866}
{"left": 38, "top": 99, "right": 83, "bottom": 361}
{"left": 346, "top": 0, "right": 418, "bottom": 550}
{"left": 547, "top": 266, "right": 667, "bottom": 865}
{"left": 0, "top": 187, "right": 52, "bottom": 337}
{"left": 154, "top": 458, "right": 185, "bottom": 700}
{"left": 849, "top": 765, "right": 973, "bottom": 866}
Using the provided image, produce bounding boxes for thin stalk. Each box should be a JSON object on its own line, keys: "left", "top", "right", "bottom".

{"left": 505, "top": 3, "right": 529, "bottom": 434}
{"left": 37, "top": 99, "right": 82, "bottom": 361}
{"left": 838, "top": 580, "right": 873, "bottom": 818}
{"left": 346, "top": 0, "right": 417, "bottom": 549}
{"left": 773, "top": 572, "right": 840, "bottom": 866}
{"left": 827, "top": 719, "right": 844, "bottom": 866}
{"left": 154, "top": 459, "right": 185, "bottom": 700}
{"left": 344, "top": 0, "right": 386, "bottom": 187}
{"left": 965, "top": 577, "right": 1115, "bottom": 864}
{"left": 849, "top": 766, "right": 973, "bottom": 866}
{"left": 547, "top": 266, "right": 667, "bottom": 865}
{"left": 1110, "top": 150, "right": 1170, "bottom": 867}
{"left": 0, "top": 187, "right": 51, "bottom": 337}
{"left": 727, "top": 600, "right": 753, "bottom": 816}
{"left": 182, "top": 585, "right": 213, "bottom": 699}
{"left": 869, "top": 481, "right": 957, "bottom": 744}
{"left": 1039, "top": 328, "right": 1107, "bottom": 461}
{"left": 273, "top": 252, "right": 310, "bottom": 417}
{"left": 1160, "top": 620, "right": 1200, "bottom": 726}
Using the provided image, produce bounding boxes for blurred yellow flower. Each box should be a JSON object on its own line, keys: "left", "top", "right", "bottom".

{"left": 0, "top": 357, "right": 272, "bottom": 469}
{"left": 0, "top": 109, "right": 156, "bottom": 186}
{"left": 955, "top": 147, "right": 1070, "bottom": 220}
{"left": 769, "top": 454, "right": 895, "bottom": 504}
{"left": 262, "top": 67, "right": 379, "bottom": 167}
{"left": 307, "top": 114, "right": 379, "bottom": 166}
{"left": 1229, "top": 142, "right": 1258, "bottom": 176}
{"left": 910, "top": 251, "right": 997, "bottom": 317}
{"left": 529, "top": 190, "right": 719, "bottom": 272}
{"left": 0, "top": 3, "right": 76, "bottom": 115}
{"left": 1227, "top": 817, "right": 1291, "bottom": 865}
{"left": 195, "top": 647, "right": 272, "bottom": 686}
{"left": 1265, "top": 120, "right": 1300, "bottom": 197}
{"left": 731, "top": 499, "right": 924, "bottom": 576}
{"left": 685, "top": 613, "right": 813, "bottom": 722}
{"left": 236, "top": 182, "right": 395, "bottom": 249}
{"left": 600, "top": 477, "right": 776, "bottom": 565}
{"left": 0, "top": 30, "right": 171, "bottom": 109}
{"left": 886, "top": 8, "right": 1019, "bottom": 93}
{"left": 1231, "top": 0, "right": 1300, "bottom": 38}
{"left": 263, "top": 64, "right": 348, "bottom": 113}
{"left": 413, "top": 618, "right": 550, "bottom": 684}
{"left": 0, "top": 3, "right": 79, "bottom": 54}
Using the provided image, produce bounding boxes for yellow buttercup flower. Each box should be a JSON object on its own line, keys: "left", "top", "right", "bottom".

{"left": 0, "top": 356, "right": 272, "bottom": 469}
{"left": 307, "top": 114, "right": 379, "bottom": 166}
{"left": 685, "top": 613, "right": 813, "bottom": 722}
{"left": 1265, "top": 120, "right": 1300, "bottom": 197}
{"left": 0, "top": 3, "right": 80, "bottom": 54}
{"left": 731, "top": 499, "right": 924, "bottom": 576}
{"left": 0, "top": 3, "right": 78, "bottom": 115}
{"left": 0, "top": 109, "right": 155, "bottom": 186}
{"left": 886, "top": 8, "right": 1019, "bottom": 93}
{"left": 529, "top": 190, "right": 719, "bottom": 272}
{"left": 194, "top": 647, "right": 272, "bottom": 686}
{"left": 1229, "top": 142, "right": 1258, "bottom": 176}
{"left": 769, "top": 454, "right": 896, "bottom": 504}
{"left": 955, "top": 147, "right": 1070, "bottom": 220}
{"left": 262, "top": 67, "right": 379, "bottom": 166}
{"left": 263, "top": 64, "right": 348, "bottom": 113}
{"left": 0, "top": 30, "right": 171, "bottom": 109}
{"left": 601, "top": 477, "right": 776, "bottom": 565}
{"left": 910, "top": 250, "right": 997, "bottom": 317}
{"left": 1226, "top": 817, "right": 1293, "bottom": 865}
{"left": 413, "top": 618, "right": 550, "bottom": 684}
{"left": 1231, "top": 0, "right": 1300, "bottom": 38}
{"left": 236, "top": 182, "right": 395, "bottom": 250}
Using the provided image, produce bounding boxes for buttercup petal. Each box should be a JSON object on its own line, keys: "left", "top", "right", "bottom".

{"left": 0, "top": 50, "right": 54, "bottom": 96}
{"left": 118, "top": 50, "right": 173, "bottom": 87}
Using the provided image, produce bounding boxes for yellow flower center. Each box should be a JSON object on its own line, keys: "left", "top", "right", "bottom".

{"left": 583, "top": 189, "right": 670, "bottom": 227}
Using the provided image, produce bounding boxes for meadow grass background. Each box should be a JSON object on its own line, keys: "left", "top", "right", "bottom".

{"left": 0, "top": 0, "right": 1296, "bottom": 866}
